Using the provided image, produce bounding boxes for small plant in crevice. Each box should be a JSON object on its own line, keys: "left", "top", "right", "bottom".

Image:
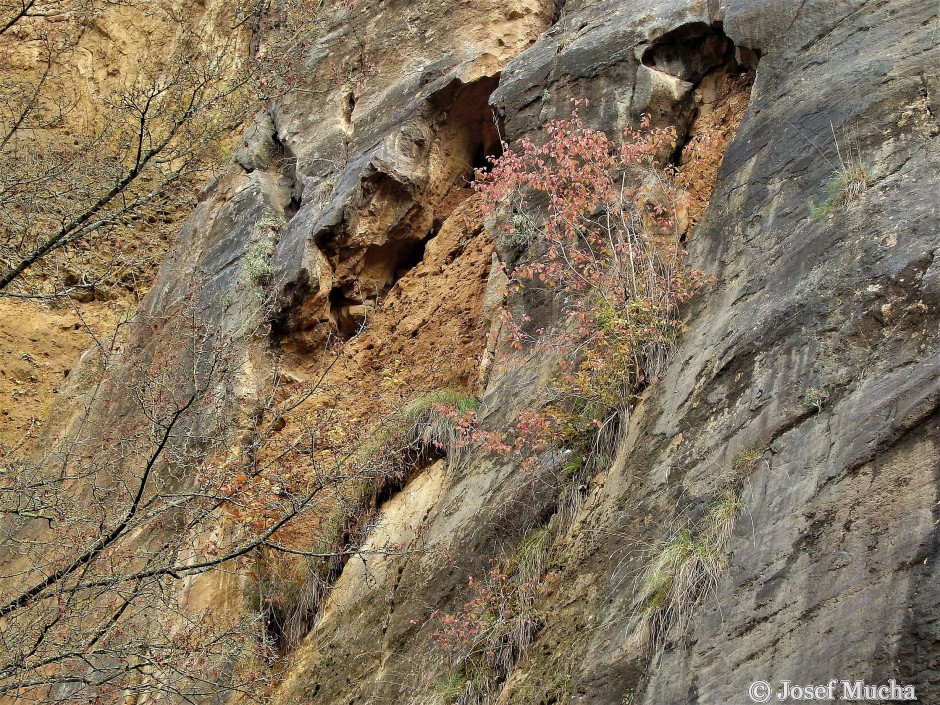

{"left": 399, "top": 390, "right": 483, "bottom": 465}
{"left": 431, "top": 671, "right": 478, "bottom": 705}
{"left": 808, "top": 127, "right": 871, "bottom": 218}
{"left": 257, "top": 214, "right": 288, "bottom": 231}
{"left": 246, "top": 238, "right": 276, "bottom": 291}
{"left": 629, "top": 490, "right": 743, "bottom": 658}
{"left": 729, "top": 445, "right": 764, "bottom": 476}
{"left": 808, "top": 196, "right": 836, "bottom": 220}
{"left": 802, "top": 386, "right": 828, "bottom": 413}
{"left": 429, "top": 528, "right": 551, "bottom": 705}
{"left": 245, "top": 214, "right": 285, "bottom": 321}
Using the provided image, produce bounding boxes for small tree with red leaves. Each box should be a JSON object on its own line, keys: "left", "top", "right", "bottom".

{"left": 476, "top": 104, "right": 711, "bottom": 466}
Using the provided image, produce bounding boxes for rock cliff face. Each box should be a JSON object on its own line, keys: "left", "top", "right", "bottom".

{"left": 26, "top": 0, "right": 940, "bottom": 703}
{"left": 487, "top": 2, "right": 940, "bottom": 703}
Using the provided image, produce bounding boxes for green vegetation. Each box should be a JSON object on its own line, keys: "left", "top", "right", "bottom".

{"left": 245, "top": 237, "right": 276, "bottom": 292}
{"left": 244, "top": 213, "right": 286, "bottom": 303}
{"left": 808, "top": 195, "right": 838, "bottom": 219}
{"left": 431, "top": 671, "right": 473, "bottom": 705}
{"left": 357, "top": 390, "right": 482, "bottom": 472}
{"left": 808, "top": 168, "right": 869, "bottom": 218}
{"left": 802, "top": 386, "right": 828, "bottom": 412}
{"left": 809, "top": 130, "right": 870, "bottom": 218}
{"left": 730, "top": 445, "right": 764, "bottom": 475}
{"left": 512, "top": 526, "right": 552, "bottom": 583}
{"left": 631, "top": 491, "right": 744, "bottom": 656}
{"left": 257, "top": 215, "right": 287, "bottom": 231}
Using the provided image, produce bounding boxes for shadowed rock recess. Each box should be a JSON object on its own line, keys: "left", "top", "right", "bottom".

{"left": 14, "top": 0, "right": 940, "bottom": 703}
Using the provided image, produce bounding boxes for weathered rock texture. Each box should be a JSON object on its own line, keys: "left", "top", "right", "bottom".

{"left": 23, "top": 0, "right": 940, "bottom": 703}
{"left": 485, "top": 1, "right": 940, "bottom": 702}
{"left": 268, "top": 1, "right": 940, "bottom": 703}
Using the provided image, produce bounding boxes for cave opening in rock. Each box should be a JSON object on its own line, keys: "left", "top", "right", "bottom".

{"left": 328, "top": 286, "right": 364, "bottom": 340}
{"left": 273, "top": 75, "right": 505, "bottom": 356}
{"left": 634, "top": 22, "right": 759, "bottom": 242}
{"left": 393, "top": 234, "right": 430, "bottom": 278}
{"left": 326, "top": 234, "right": 432, "bottom": 341}
{"left": 471, "top": 123, "right": 504, "bottom": 175}
{"left": 432, "top": 75, "right": 504, "bottom": 183}
{"left": 639, "top": 22, "right": 759, "bottom": 169}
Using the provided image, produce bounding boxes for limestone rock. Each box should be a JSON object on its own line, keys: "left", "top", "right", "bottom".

{"left": 18, "top": 0, "right": 940, "bottom": 703}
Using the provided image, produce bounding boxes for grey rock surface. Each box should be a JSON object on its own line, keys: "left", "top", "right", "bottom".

{"left": 30, "top": 0, "right": 940, "bottom": 702}
{"left": 485, "top": 0, "right": 940, "bottom": 702}
{"left": 266, "top": 0, "right": 940, "bottom": 701}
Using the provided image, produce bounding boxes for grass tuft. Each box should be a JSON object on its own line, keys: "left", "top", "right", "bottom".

{"left": 809, "top": 128, "right": 871, "bottom": 218}
{"left": 431, "top": 671, "right": 471, "bottom": 705}
{"left": 356, "top": 390, "right": 481, "bottom": 474}
{"left": 630, "top": 491, "right": 743, "bottom": 657}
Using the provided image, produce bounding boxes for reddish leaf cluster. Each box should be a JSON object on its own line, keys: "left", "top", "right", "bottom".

{"left": 476, "top": 104, "right": 713, "bottom": 426}
{"left": 431, "top": 565, "right": 543, "bottom": 665}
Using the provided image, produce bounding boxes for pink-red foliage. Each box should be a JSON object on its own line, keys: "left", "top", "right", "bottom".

{"left": 476, "top": 104, "right": 710, "bottom": 422}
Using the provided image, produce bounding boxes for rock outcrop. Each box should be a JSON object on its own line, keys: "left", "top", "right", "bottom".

{"left": 487, "top": 1, "right": 940, "bottom": 702}
{"left": 16, "top": 0, "right": 940, "bottom": 703}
